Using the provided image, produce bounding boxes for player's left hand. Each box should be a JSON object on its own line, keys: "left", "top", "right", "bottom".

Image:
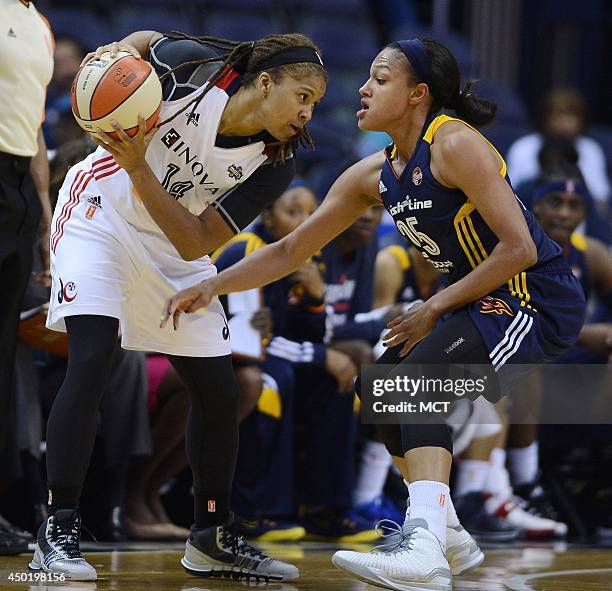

{"left": 92, "top": 115, "right": 158, "bottom": 173}
{"left": 160, "top": 279, "right": 217, "bottom": 331}
{"left": 382, "top": 301, "right": 438, "bottom": 357}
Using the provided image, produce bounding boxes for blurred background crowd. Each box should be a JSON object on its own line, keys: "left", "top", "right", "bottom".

{"left": 1, "top": 0, "right": 610, "bottom": 553}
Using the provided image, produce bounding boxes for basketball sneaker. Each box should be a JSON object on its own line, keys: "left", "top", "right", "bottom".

{"left": 181, "top": 516, "right": 299, "bottom": 582}
{"left": 300, "top": 506, "right": 379, "bottom": 542}
{"left": 0, "top": 523, "right": 28, "bottom": 556}
{"left": 233, "top": 517, "right": 306, "bottom": 542}
{"left": 0, "top": 514, "right": 34, "bottom": 543}
{"left": 514, "top": 481, "right": 568, "bottom": 537}
{"left": 455, "top": 492, "right": 522, "bottom": 543}
{"left": 353, "top": 495, "right": 405, "bottom": 527}
{"left": 332, "top": 518, "right": 452, "bottom": 591}
{"left": 485, "top": 494, "right": 562, "bottom": 540}
{"left": 29, "top": 509, "right": 96, "bottom": 581}
{"left": 376, "top": 520, "right": 484, "bottom": 576}
{"left": 445, "top": 524, "right": 485, "bottom": 575}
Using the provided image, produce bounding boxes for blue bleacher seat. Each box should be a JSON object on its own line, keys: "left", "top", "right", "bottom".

{"left": 288, "top": 0, "right": 372, "bottom": 16}
{"left": 298, "top": 20, "right": 379, "bottom": 69}
{"left": 112, "top": 10, "right": 200, "bottom": 40}
{"left": 197, "top": 0, "right": 276, "bottom": 10}
{"left": 482, "top": 123, "right": 532, "bottom": 160}
{"left": 202, "top": 12, "right": 281, "bottom": 41}
{"left": 470, "top": 79, "right": 528, "bottom": 126}
{"left": 42, "top": 8, "right": 113, "bottom": 50}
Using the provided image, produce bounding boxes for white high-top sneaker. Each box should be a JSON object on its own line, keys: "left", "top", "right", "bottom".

{"left": 445, "top": 523, "right": 485, "bottom": 575}
{"left": 375, "top": 519, "right": 484, "bottom": 576}
{"left": 332, "top": 518, "right": 452, "bottom": 591}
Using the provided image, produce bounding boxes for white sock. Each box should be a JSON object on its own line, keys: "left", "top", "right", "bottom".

{"left": 455, "top": 459, "right": 489, "bottom": 497}
{"left": 408, "top": 480, "right": 449, "bottom": 550}
{"left": 508, "top": 442, "right": 538, "bottom": 486}
{"left": 446, "top": 495, "right": 461, "bottom": 528}
{"left": 353, "top": 441, "right": 392, "bottom": 505}
{"left": 405, "top": 479, "right": 461, "bottom": 529}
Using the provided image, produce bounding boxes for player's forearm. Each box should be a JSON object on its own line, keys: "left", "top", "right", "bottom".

{"left": 129, "top": 163, "right": 208, "bottom": 260}
{"left": 119, "top": 30, "right": 162, "bottom": 59}
{"left": 428, "top": 241, "right": 536, "bottom": 317}
{"left": 211, "top": 239, "right": 303, "bottom": 296}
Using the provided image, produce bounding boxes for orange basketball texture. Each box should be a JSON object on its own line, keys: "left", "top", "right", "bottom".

{"left": 71, "top": 51, "right": 162, "bottom": 139}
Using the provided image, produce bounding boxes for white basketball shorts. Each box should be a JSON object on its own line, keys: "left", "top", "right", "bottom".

{"left": 47, "top": 160, "right": 231, "bottom": 357}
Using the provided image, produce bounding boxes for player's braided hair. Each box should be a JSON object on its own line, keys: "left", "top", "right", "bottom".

{"left": 157, "top": 32, "right": 326, "bottom": 164}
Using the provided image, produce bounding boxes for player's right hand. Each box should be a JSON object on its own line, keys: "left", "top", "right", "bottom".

{"left": 160, "top": 280, "right": 216, "bottom": 331}
{"left": 80, "top": 42, "right": 141, "bottom": 67}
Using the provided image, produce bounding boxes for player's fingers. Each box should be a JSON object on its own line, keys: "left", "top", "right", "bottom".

{"left": 110, "top": 120, "right": 131, "bottom": 143}
{"left": 145, "top": 123, "right": 160, "bottom": 143}
{"left": 382, "top": 322, "right": 403, "bottom": 341}
{"left": 383, "top": 331, "right": 409, "bottom": 348}
{"left": 120, "top": 44, "right": 141, "bottom": 58}
{"left": 91, "top": 135, "right": 115, "bottom": 153}
{"left": 387, "top": 314, "right": 405, "bottom": 328}
{"left": 92, "top": 45, "right": 107, "bottom": 60}
{"left": 80, "top": 52, "right": 96, "bottom": 67}
{"left": 399, "top": 341, "right": 414, "bottom": 357}
{"left": 109, "top": 41, "right": 120, "bottom": 58}
{"left": 160, "top": 297, "right": 175, "bottom": 328}
{"left": 95, "top": 128, "right": 115, "bottom": 145}
{"left": 173, "top": 309, "right": 182, "bottom": 331}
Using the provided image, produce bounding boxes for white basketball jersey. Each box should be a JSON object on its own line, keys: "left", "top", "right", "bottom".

{"left": 86, "top": 84, "right": 269, "bottom": 237}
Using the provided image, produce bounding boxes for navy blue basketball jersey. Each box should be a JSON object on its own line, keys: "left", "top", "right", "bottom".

{"left": 380, "top": 114, "right": 563, "bottom": 296}
{"left": 379, "top": 114, "right": 585, "bottom": 369}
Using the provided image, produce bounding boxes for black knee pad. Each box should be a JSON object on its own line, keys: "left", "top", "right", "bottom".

{"left": 400, "top": 422, "right": 453, "bottom": 455}
{"left": 376, "top": 424, "right": 404, "bottom": 457}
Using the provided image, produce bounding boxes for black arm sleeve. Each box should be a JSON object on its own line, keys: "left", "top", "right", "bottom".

{"left": 211, "top": 158, "right": 296, "bottom": 234}
{"left": 148, "top": 37, "right": 222, "bottom": 101}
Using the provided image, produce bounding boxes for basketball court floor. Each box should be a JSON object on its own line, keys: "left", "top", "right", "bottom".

{"left": 2, "top": 540, "right": 612, "bottom": 591}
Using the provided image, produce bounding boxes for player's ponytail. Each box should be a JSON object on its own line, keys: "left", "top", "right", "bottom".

{"left": 390, "top": 37, "right": 497, "bottom": 127}
{"left": 448, "top": 81, "right": 497, "bottom": 127}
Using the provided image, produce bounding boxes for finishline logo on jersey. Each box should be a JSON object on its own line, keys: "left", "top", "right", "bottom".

{"left": 389, "top": 197, "right": 433, "bottom": 215}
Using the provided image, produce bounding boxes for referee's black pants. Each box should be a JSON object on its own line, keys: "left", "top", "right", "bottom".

{"left": 0, "top": 151, "right": 42, "bottom": 459}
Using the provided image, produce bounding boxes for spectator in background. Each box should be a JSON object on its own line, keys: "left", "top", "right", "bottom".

{"left": 531, "top": 168, "right": 612, "bottom": 355}
{"left": 0, "top": 0, "right": 54, "bottom": 555}
{"left": 507, "top": 88, "right": 611, "bottom": 210}
{"left": 44, "top": 37, "right": 86, "bottom": 152}
{"left": 514, "top": 137, "right": 610, "bottom": 245}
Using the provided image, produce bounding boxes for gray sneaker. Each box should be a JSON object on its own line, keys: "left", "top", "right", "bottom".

{"left": 181, "top": 516, "right": 298, "bottom": 582}
{"left": 29, "top": 509, "right": 96, "bottom": 581}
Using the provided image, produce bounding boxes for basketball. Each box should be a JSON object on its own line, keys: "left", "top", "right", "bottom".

{"left": 70, "top": 51, "right": 162, "bottom": 140}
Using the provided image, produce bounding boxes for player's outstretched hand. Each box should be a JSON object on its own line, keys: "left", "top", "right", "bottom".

{"left": 80, "top": 41, "right": 141, "bottom": 67}
{"left": 382, "top": 301, "right": 438, "bottom": 357}
{"left": 160, "top": 280, "right": 217, "bottom": 331}
{"left": 92, "top": 116, "right": 158, "bottom": 173}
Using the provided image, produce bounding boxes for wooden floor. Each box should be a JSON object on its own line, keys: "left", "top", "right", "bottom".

{"left": 1, "top": 541, "right": 612, "bottom": 590}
